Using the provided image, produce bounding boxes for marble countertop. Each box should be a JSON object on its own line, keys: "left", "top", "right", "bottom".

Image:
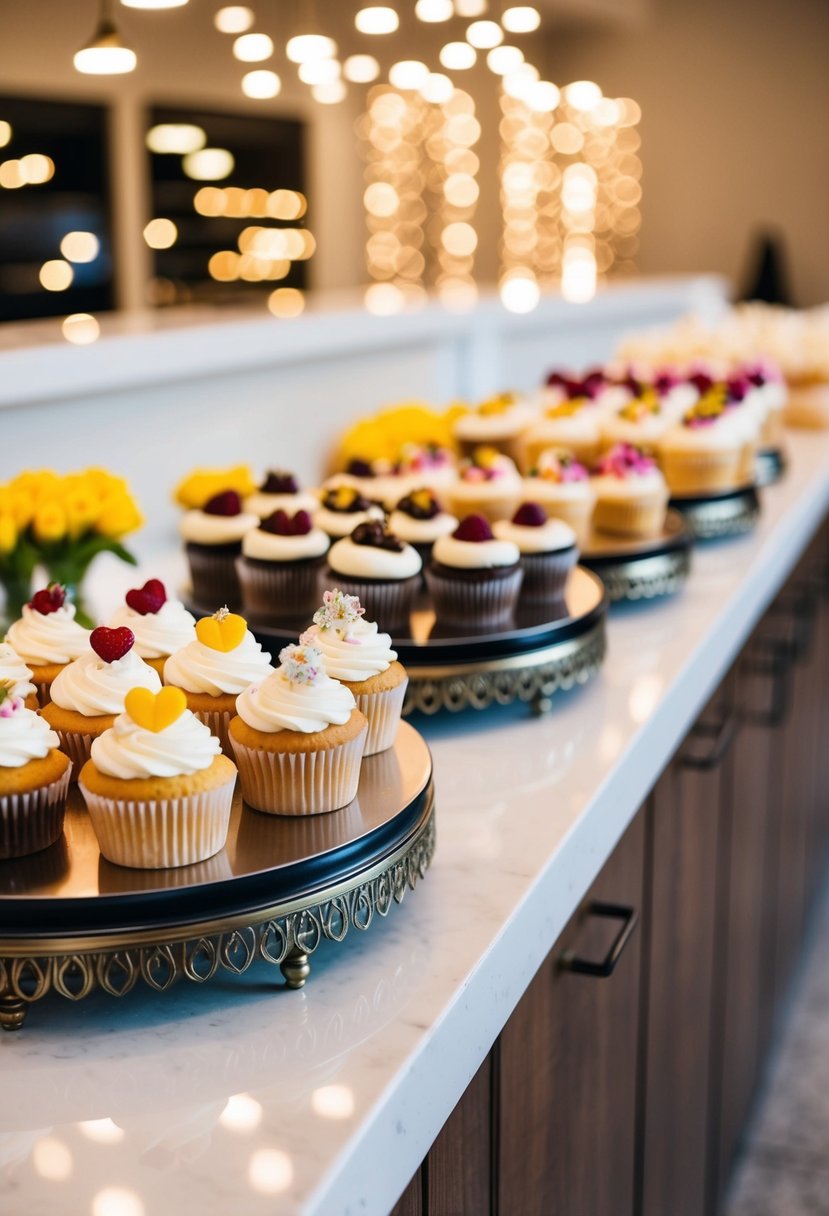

{"left": 3, "top": 430, "right": 829, "bottom": 1216}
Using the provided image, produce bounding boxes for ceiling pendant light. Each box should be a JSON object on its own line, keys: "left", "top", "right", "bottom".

{"left": 74, "top": 0, "right": 137, "bottom": 74}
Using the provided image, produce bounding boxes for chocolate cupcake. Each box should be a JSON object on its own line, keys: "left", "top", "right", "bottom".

{"left": 180, "top": 490, "right": 258, "bottom": 611}
{"left": 493, "top": 503, "right": 578, "bottom": 603}
{"left": 313, "top": 484, "right": 385, "bottom": 540}
{"left": 388, "top": 488, "right": 458, "bottom": 569}
{"left": 237, "top": 508, "right": 330, "bottom": 620}
{"left": 326, "top": 519, "right": 422, "bottom": 633}
{"left": 243, "top": 470, "right": 319, "bottom": 520}
{"left": 425, "top": 514, "right": 523, "bottom": 628}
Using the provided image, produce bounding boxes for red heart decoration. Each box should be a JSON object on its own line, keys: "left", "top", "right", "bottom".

{"left": 29, "top": 584, "right": 66, "bottom": 615}
{"left": 90, "top": 626, "right": 135, "bottom": 664}
{"left": 125, "top": 578, "right": 167, "bottom": 616}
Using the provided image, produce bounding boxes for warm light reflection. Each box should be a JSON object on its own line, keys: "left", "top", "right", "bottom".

{"left": 39, "top": 260, "right": 73, "bottom": 291}
{"left": 73, "top": 44, "right": 137, "bottom": 75}
{"left": 421, "top": 72, "right": 453, "bottom": 104}
{"left": 500, "top": 273, "right": 540, "bottom": 313}
{"left": 146, "top": 123, "right": 206, "bottom": 154}
{"left": 60, "top": 231, "right": 100, "bottom": 263}
{"left": 502, "top": 5, "right": 541, "bottom": 32}
{"left": 78, "top": 1118, "right": 125, "bottom": 1143}
{"left": 298, "top": 58, "right": 341, "bottom": 85}
{"left": 248, "top": 1148, "right": 294, "bottom": 1193}
{"left": 91, "top": 1186, "right": 145, "bottom": 1216}
{"left": 564, "top": 80, "right": 603, "bottom": 112}
{"left": 454, "top": 0, "right": 486, "bottom": 13}
{"left": 242, "top": 69, "right": 281, "bottom": 98}
{"left": 311, "top": 80, "right": 347, "bottom": 104}
{"left": 355, "top": 6, "right": 399, "bottom": 34}
{"left": 214, "top": 6, "right": 254, "bottom": 34}
{"left": 0, "top": 121, "right": 11, "bottom": 147}
{"left": 32, "top": 1136, "right": 73, "bottom": 1181}
{"left": 286, "top": 34, "right": 337, "bottom": 62}
{"left": 389, "top": 60, "right": 429, "bottom": 90}
{"left": 415, "top": 0, "right": 453, "bottom": 20}
{"left": 268, "top": 288, "right": 305, "bottom": 317}
{"left": 219, "top": 1093, "right": 264, "bottom": 1132}
{"left": 19, "top": 153, "right": 54, "bottom": 184}
{"left": 232, "top": 32, "right": 274, "bottom": 62}
{"left": 311, "top": 1085, "right": 356, "bottom": 1120}
{"left": 62, "top": 313, "right": 101, "bottom": 344}
{"left": 182, "top": 147, "right": 235, "bottom": 180}
{"left": 487, "top": 45, "right": 523, "bottom": 75}
{"left": 439, "top": 42, "right": 476, "bottom": 70}
{"left": 143, "top": 218, "right": 178, "bottom": 249}
{"left": 344, "top": 54, "right": 380, "bottom": 83}
{"left": 466, "top": 20, "right": 503, "bottom": 49}
{"left": 364, "top": 282, "right": 406, "bottom": 314}
{"left": 628, "top": 674, "right": 664, "bottom": 724}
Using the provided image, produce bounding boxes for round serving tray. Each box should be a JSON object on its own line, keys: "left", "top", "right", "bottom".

{"left": 755, "top": 446, "right": 786, "bottom": 488}
{"left": 0, "top": 722, "right": 434, "bottom": 1030}
{"left": 239, "top": 565, "right": 608, "bottom": 718}
{"left": 581, "top": 509, "right": 693, "bottom": 603}
{"left": 669, "top": 483, "right": 761, "bottom": 540}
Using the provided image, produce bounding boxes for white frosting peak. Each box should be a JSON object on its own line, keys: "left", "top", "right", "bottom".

{"left": 302, "top": 618, "right": 397, "bottom": 683}
{"left": 432, "top": 533, "right": 520, "bottom": 569}
{"left": 493, "top": 518, "right": 577, "bottom": 554}
{"left": 0, "top": 643, "right": 37, "bottom": 701}
{"left": 327, "top": 536, "right": 422, "bottom": 580}
{"left": 6, "top": 603, "right": 90, "bottom": 667}
{"left": 235, "top": 668, "right": 356, "bottom": 734}
{"left": 0, "top": 702, "right": 60, "bottom": 768}
{"left": 50, "top": 650, "right": 162, "bottom": 717}
{"left": 180, "top": 509, "right": 259, "bottom": 545}
{"left": 110, "top": 600, "right": 197, "bottom": 660}
{"left": 90, "top": 709, "right": 221, "bottom": 779}
{"left": 164, "top": 631, "right": 274, "bottom": 696}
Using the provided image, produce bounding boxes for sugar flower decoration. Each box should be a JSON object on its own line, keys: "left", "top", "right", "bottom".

{"left": 312, "top": 589, "right": 365, "bottom": 633}
{"left": 279, "top": 642, "right": 323, "bottom": 686}
{"left": 595, "top": 443, "right": 656, "bottom": 478}
{"left": 0, "top": 681, "right": 23, "bottom": 717}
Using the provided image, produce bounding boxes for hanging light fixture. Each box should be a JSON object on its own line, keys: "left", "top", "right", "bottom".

{"left": 74, "top": 0, "right": 137, "bottom": 74}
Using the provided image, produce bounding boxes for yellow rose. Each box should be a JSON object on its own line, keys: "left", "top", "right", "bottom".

{"left": 95, "top": 492, "right": 143, "bottom": 539}
{"left": 83, "top": 468, "right": 129, "bottom": 501}
{"left": 11, "top": 470, "right": 61, "bottom": 503}
{"left": 32, "top": 500, "right": 67, "bottom": 544}
{"left": 64, "top": 485, "right": 101, "bottom": 539}
{"left": 336, "top": 403, "right": 459, "bottom": 469}
{"left": 174, "top": 465, "right": 256, "bottom": 509}
{"left": 0, "top": 514, "right": 17, "bottom": 556}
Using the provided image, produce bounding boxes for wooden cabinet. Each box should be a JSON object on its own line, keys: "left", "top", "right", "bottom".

{"left": 498, "top": 810, "right": 644, "bottom": 1216}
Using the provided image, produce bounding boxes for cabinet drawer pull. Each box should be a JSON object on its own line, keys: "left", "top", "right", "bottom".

{"left": 681, "top": 710, "right": 740, "bottom": 770}
{"left": 742, "top": 640, "right": 791, "bottom": 728}
{"left": 559, "top": 902, "right": 637, "bottom": 978}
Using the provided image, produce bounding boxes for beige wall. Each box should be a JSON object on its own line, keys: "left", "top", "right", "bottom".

{"left": 545, "top": 0, "right": 829, "bottom": 305}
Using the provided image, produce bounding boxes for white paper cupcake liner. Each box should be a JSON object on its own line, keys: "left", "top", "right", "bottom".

{"left": 53, "top": 729, "right": 98, "bottom": 782}
{"left": 192, "top": 708, "right": 234, "bottom": 758}
{"left": 80, "top": 780, "right": 235, "bottom": 869}
{"left": 424, "top": 566, "right": 523, "bottom": 627}
{"left": 231, "top": 729, "right": 366, "bottom": 816}
{"left": 0, "top": 766, "right": 71, "bottom": 859}
{"left": 353, "top": 678, "right": 408, "bottom": 756}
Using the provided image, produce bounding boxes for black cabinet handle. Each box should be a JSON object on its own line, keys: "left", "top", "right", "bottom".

{"left": 741, "top": 639, "right": 791, "bottom": 728}
{"left": 768, "top": 584, "right": 817, "bottom": 662}
{"left": 559, "top": 902, "right": 637, "bottom": 978}
{"left": 681, "top": 709, "right": 740, "bottom": 770}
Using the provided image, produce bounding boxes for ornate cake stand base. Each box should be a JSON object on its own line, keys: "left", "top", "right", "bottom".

{"left": 588, "top": 549, "right": 692, "bottom": 603}
{"left": 755, "top": 447, "right": 786, "bottom": 488}
{"left": 671, "top": 485, "right": 761, "bottom": 540}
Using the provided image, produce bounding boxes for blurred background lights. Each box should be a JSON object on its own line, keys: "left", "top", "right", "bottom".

{"left": 389, "top": 61, "right": 429, "bottom": 90}
{"left": 91, "top": 1186, "right": 145, "bottom": 1216}
{"left": 32, "top": 1137, "right": 73, "bottom": 1180}
{"left": 214, "top": 6, "right": 253, "bottom": 33}
{"left": 268, "top": 287, "right": 305, "bottom": 316}
{"left": 487, "top": 45, "right": 523, "bottom": 74}
{"left": 232, "top": 32, "right": 274, "bottom": 62}
{"left": 563, "top": 80, "right": 603, "bottom": 111}
{"left": 365, "top": 282, "right": 406, "bottom": 314}
{"left": 0, "top": 121, "right": 11, "bottom": 147}
{"left": 501, "top": 6, "right": 541, "bottom": 32}
{"left": 78, "top": 1118, "right": 125, "bottom": 1143}
{"left": 354, "top": 6, "right": 399, "bottom": 35}
{"left": 311, "top": 80, "right": 347, "bottom": 104}
{"left": 298, "top": 59, "right": 341, "bottom": 85}
{"left": 219, "top": 1093, "right": 264, "bottom": 1132}
{"left": 39, "top": 260, "right": 73, "bottom": 291}
{"left": 500, "top": 273, "right": 540, "bottom": 313}
{"left": 60, "top": 231, "right": 100, "bottom": 262}
{"left": 146, "top": 123, "right": 206, "bottom": 154}
{"left": 466, "top": 20, "right": 503, "bottom": 49}
{"left": 286, "top": 33, "right": 338, "bottom": 62}
{"left": 182, "top": 147, "right": 234, "bottom": 180}
{"left": 248, "top": 1148, "right": 294, "bottom": 1193}
{"left": 121, "top": 0, "right": 188, "bottom": 8}
{"left": 453, "top": 0, "right": 487, "bottom": 14}
{"left": 241, "top": 69, "right": 281, "bottom": 97}
{"left": 414, "top": 0, "right": 453, "bottom": 20}
{"left": 344, "top": 54, "right": 380, "bottom": 83}
{"left": 439, "top": 42, "right": 477, "bottom": 70}
{"left": 421, "top": 72, "right": 454, "bottom": 104}
{"left": 311, "top": 1085, "right": 356, "bottom": 1120}
{"left": 526, "top": 80, "right": 560, "bottom": 113}
{"left": 61, "top": 314, "right": 101, "bottom": 344}
{"left": 143, "top": 218, "right": 178, "bottom": 248}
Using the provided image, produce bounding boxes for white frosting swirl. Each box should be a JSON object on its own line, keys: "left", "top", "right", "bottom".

{"left": 89, "top": 709, "right": 221, "bottom": 779}
{"left": 522, "top": 477, "right": 595, "bottom": 505}
{"left": 110, "top": 601, "right": 197, "bottom": 660}
{"left": 387, "top": 510, "right": 458, "bottom": 544}
{"left": 164, "top": 631, "right": 274, "bottom": 696}
{"left": 525, "top": 412, "right": 601, "bottom": 447}
{"left": 328, "top": 537, "right": 422, "bottom": 580}
{"left": 6, "top": 604, "right": 91, "bottom": 667}
{"left": 493, "top": 518, "right": 577, "bottom": 553}
{"left": 313, "top": 505, "right": 385, "bottom": 538}
{"left": 432, "top": 534, "right": 519, "bottom": 569}
{"left": 0, "top": 704, "right": 60, "bottom": 768}
{"left": 180, "top": 509, "right": 259, "bottom": 545}
{"left": 243, "top": 490, "right": 320, "bottom": 519}
{"left": 50, "top": 650, "right": 162, "bottom": 717}
{"left": 0, "top": 643, "right": 37, "bottom": 700}
{"left": 303, "top": 618, "right": 397, "bottom": 682}
{"left": 242, "top": 526, "right": 329, "bottom": 561}
{"left": 235, "top": 669, "right": 356, "bottom": 734}
{"left": 591, "top": 470, "right": 668, "bottom": 500}
{"left": 454, "top": 401, "right": 536, "bottom": 441}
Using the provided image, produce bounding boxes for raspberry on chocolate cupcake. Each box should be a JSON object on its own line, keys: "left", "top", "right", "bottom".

{"left": 325, "top": 519, "right": 422, "bottom": 633}
{"left": 237, "top": 507, "right": 330, "bottom": 621}
{"left": 494, "top": 503, "right": 578, "bottom": 603}
{"left": 425, "top": 513, "right": 523, "bottom": 628}
{"left": 180, "top": 489, "right": 259, "bottom": 611}
{"left": 244, "top": 470, "right": 320, "bottom": 520}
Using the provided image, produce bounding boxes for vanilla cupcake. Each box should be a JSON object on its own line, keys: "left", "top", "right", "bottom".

{"left": 453, "top": 392, "right": 536, "bottom": 464}
{"left": 600, "top": 387, "right": 675, "bottom": 455}
{"left": 388, "top": 488, "right": 458, "bottom": 567}
{"left": 238, "top": 509, "right": 330, "bottom": 621}
{"left": 522, "top": 398, "right": 603, "bottom": 471}
{"left": 0, "top": 685, "right": 71, "bottom": 858}
{"left": 5, "top": 584, "right": 90, "bottom": 704}
{"left": 243, "top": 470, "right": 319, "bottom": 520}
{"left": 326, "top": 519, "right": 422, "bottom": 633}
{"left": 314, "top": 485, "right": 385, "bottom": 540}
{"left": 41, "top": 627, "right": 162, "bottom": 778}
{"left": 230, "top": 641, "right": 367, "bottom": 816}
{"left": 742, "top": 362, "right": 787, "bottom": 448}
{"left": 110, "top": 579, "right": 196, "bottom": 677}
{"left": 658, "top": 389, "right": 752, "bottom": 496}
{"left": 302, "top": 590, "right": 408, "bottom": 755}
{"left": 494, "top": 504, "right": 578, "bottom": 602}
{"left": 446, "top": 446, "right": 522, "bottom": 524}
{"left": 394, "top": 443, "right": 457, "bottom": 498}
{"left": 521, "top": 449, "right": 596, "bottom": 546}
{"left": 426, "top": 514, "right": 522, "bottom": 627}
{"left": 0, "top": 642, "right": 38, "bottom": 709}
{"left": 181, "top": 490, "right": 259, "bottom": 611}
{"left": 163, "top": 608, "right": 274, "bottom": 755}
{"left": 591, "top": 444, "right": 669, "bottom": 539}
{"left": 79, "top": 687, "right": 236, "bottom": 869}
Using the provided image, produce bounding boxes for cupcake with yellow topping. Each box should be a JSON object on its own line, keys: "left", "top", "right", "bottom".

{"left": 453, "top": 392, "right": 536, "bottom": 464}
{"left": 600, "top": 387, "right": 674, "bottom": 455}
{"left": 658, "top": 386, "right": 753, "bottom": 495}
{"left": 0, "top": 684, "right": 71, "bottom": 858}
{"left": 0, "top": 642, "right": 39, "bottom": 710}
{"left": 109, "top": 579, "right": 196, "bottom": 677}
{"left": 313, "top": 484, "right": 385, "bottom": 540}
{"left": 229, "top": 641, "right": 367, "bottom": 816}
{"left": 522, "top": 396, "right": 602, "bottom": 472}
{"left": 79, "top": 686, "right": 237, "bottom": 869}
{"left": 388, "top": 488, "right": 458, "bottom": 568}
{"left": 521, "top": 449, "right": 596, "bottom": 546}
{"left": 5, "top": 584, "right": 91, "bottom": 704}
{"left": 590, "top": 444, "right": 669, "bottom": 539}
{"left": 446, "top": 446, "right": 522, "bottom": 525}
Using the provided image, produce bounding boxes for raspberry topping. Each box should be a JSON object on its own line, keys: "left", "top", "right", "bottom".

{"left": 203, "top": 490, "right": 242, "bottom": 517}
{"left": 125, "top": 579, "right": 167, "bottom": 616}
{"left": 29, "top": 584, "right": 66, "bottom": 615}
{"left": 90, "top": 626, "right": 135, "bottom": 663}
{"left": 453, "top": 514, "right": 494, "bottom": 543}
{"left": 513, "top": 502, "right": 548, "bottom": 528}
{"left": 261, "top": 509, "right": 313, "bottom": 536}
{"left": 689, "top": 371, "right": 714, "bottom": 395}
{"left": 726, "top": 375, "right": 751, "bottom": 403}
{"left": 260, "top": 471, "right": 299, "bottom": 494}
{"left": 351, "top": 520, "right": 404, "bottom": 552}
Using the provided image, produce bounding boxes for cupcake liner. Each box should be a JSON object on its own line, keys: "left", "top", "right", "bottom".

{"left": 231, "top": 730, "right": 366, "bottom": 816}
{"left": 237, "top": 556, "right": 324, "bottom": 621}
{"left": 191, "top": 707, "right": 234, "bottom": 759}
{"left": 446, "top": 489, "right": 520, "bottom": 525}
{"left": 0, "top": 766, "right": 71, "bottom": 859}
{"left": 760, "top": 411, "right": 785, "bottom": 447}
{"left": 784, "top": 384, "right": 829, "bottom": 429}
{"left": 326, "top": 573, "right": 420, "bottom": 635}
{"left": 523, "top": 496, "right": 595, "bottom": 548}
{"left": 53, "top": 729, "right": 97, "bottom": 782}
{"left": 353, "top": 678, "right": 408, "bottom": 756}
{"left": 659, "top": 447, "right": 743, "bottom": 495}
{"left": 34, "top": 681, "right": 53, "bottom": 707}
{"left": 425, "top": 565, "right": 523, "bottom": 627}
{"left": 519, "top": 547, "right": 578, "bottom": 603}
{"left": 80, "top": 780, "right": 235, "bottom": 869}
{"left": 186, "top": 542, "right": 243, "bottom": 611}
{"left": 593, "top": 495, "right": 667, "bottom": 539}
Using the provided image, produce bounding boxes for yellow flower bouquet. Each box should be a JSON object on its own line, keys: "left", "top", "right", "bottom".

{"left": 0, "top": 468, "right": 143, "bottom": 626}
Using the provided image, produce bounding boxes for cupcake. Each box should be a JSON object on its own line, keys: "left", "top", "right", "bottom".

{"left": 658, "top": 389, "right": 750, "bottom": 496}
{"left": 0, "top": 684, "right": 71, "bottom": 859}
{"left": 425, "top": 514, "right": 522, "bottom": 628}
{"left": 521, "top": 449, "right": 596, "bottom": 546}
{"left": 79, "top": 686, "right": 237, "bottom": 869}
{"left": 243, "top": 470, "right": 319, "bottom": 520}
{"left": 522, "top": 397, "right": 603, "bottom": 472}
{"left": 453, "top": 392, "right": 536, "bottom": 464}
{"left": 229, "top": 641, "right": 367, "bottom": 816}
{"left": 326, "top": 519, "right": 422, "bottom": 633}
{"left": 0, "top": 642, "right": 39, "bottom": 709}
{"left": 302, "top": 590, "right": 408, "bottom": 755}
{"left": 41, "top": 626, "right": 162, "bottom": 778}
{"left": 394, "top": 443, "right": 457, "bottom": 498}
{"left": 163, "top": 608, "right": 274, "bottom": 755}
{"left": 5, "top": 584, "right": 90, "bottom": 704}
{"left": 110, "top": 579, "right": 196, "bottom": 677}
{"left": 446, "top": 446, "right": 523, "bottom": 524}
{"left": 314, "top": 484, "right": 385, "bottom": 540}
{"left": 600, "top": 387, "right": 674, "bottom": 455}
{"left": 180, "top": 489, "right": 259, "bottom": 611}
{"left": 743, "top": 362, "right": 787, "bottom": 448}
{"left": 237, "top": 508, "right": 329, "bottom": 621}
{"left": 493, "top": 504, "right": 578, "bottom": 603}
{"left": 590, "top": 444, "right": 669, "bottom": 539}
{"left": 388, "top": 488, "right": 458, "bottom": 568}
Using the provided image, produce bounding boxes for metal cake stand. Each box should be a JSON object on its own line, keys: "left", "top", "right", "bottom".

{"left": 670, "top": 484, "right": 761, "bottom": 540}
{"left": 581, "top": 509, "right": 693, "bottom": 604}
{"left": 755, "top": 447, "right": 786, "bottom": 488}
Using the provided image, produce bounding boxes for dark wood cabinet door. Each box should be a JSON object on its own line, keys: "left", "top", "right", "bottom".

{"left": 498, "top": 810, "right": 644, "bottom": 1216}
{"left": 390, "top": 1171, "right": 423, "bottom": 1216}
{"left": 427, "top": 1056, "right": 492, "bottom": 1216}
{"left": 639, "top": 683, "right": 731, "bottom": 1216}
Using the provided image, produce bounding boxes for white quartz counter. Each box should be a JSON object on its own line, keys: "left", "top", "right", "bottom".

{"left": 3, "top": 428, "right": 829, "bottom": 1216}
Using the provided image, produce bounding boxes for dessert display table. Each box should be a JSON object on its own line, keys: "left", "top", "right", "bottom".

{"left": 581, "top": 509, "right": 693, "bottom": 602}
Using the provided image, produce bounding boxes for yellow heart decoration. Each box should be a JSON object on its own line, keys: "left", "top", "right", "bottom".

{"left": 125, "top": 686, "right": 187, "bottom": 733}
{"left": 195, "top": 612, "right": 247, "bottom": 653}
